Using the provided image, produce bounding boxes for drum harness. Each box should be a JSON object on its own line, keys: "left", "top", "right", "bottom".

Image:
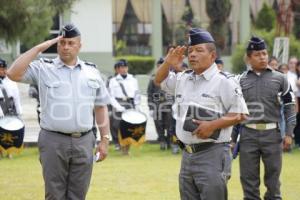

{"left": 117, "top": 81, "right": 135, "bottom": 109}
{"left": 0, "top": 82, "right": 17, "bottom": 116}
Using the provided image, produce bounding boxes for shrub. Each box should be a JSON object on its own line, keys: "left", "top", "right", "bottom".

{"left": 231, "top": 44, "right": 247, "bottom": 74}
{"left": 115, "top": 56, "right": 155, "bottom": 75}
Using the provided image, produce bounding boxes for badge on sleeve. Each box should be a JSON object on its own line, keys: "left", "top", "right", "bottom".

{"left": 234, "top": 88, "right": 243, "bottom": 97}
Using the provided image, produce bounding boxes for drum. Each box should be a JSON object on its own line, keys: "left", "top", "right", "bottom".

{"left": 118, "top": 109, "right": 147, "bottom": 147}
{"left": 0, "top": 116, "right": 25, "bottom": 153}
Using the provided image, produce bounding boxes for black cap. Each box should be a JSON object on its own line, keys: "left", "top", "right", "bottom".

{"left": 188, "top": 28, "right": 215, "bottom": 46}
{"left": 0, "top": 58, "right": 7, "bottom": 68}
{"left": 215, "top": 58, "right": 223, "bottom": 65}
{"left": 60, "top": 23, "right": 81, "bottom": 38}
{"left": 117, "top": 59, "right": 128, "bottom": 67}
{"left": 156, "top": 57, "right": 164, "bottom": 65}
{"left": 114, "top": 62, "right": 120, "bottom": 69}
{"left": 246, "top": 36, "right": 266, "bottom": 51}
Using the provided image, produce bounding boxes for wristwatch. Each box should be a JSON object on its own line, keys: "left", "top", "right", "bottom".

{"left": 101, "top": 134, "right": 110, "bottom": 140}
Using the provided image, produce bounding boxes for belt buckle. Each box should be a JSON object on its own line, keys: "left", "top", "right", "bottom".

{"left": 185, "top": 145, "right": 193, "bottom": 154}
{"left": 71, "top": 132, "right": 82, "bottom": 138}
{"left": 122, "top": 97, "right": 127, "bottom": 101}
{"left": 256, "top": 124, "right": 266, "bottom": 130}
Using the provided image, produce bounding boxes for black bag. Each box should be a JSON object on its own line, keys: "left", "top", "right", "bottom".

{"left": 183, "top": 104, "right": 221, "bottom": 140}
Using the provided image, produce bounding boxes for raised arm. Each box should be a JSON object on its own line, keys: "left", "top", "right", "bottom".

{"left": 154, "top": 46, "right": 186, "bottom": 86}
{"left": 7, "top": 36, "right": 62, "bottom": 81}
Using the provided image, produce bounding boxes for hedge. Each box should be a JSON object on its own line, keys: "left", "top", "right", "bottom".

{"left": 115, "top": 56, "right": 155, "bottom": 75}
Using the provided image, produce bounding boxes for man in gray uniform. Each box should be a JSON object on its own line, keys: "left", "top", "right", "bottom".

{"left": 7, "top": 24, "right": 110, "bottom": 200}
{"left": 155, "top": 28, "right": 249, "bottom": 200}
{"left": 237, "top": 36, "right": 296, "bottom": 200}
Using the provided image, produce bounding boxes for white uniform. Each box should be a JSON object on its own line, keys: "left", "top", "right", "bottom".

{"left": 108, "top": 74, "right": 141, "bottom": 106}
{"left": 161, "top": 63, "right": 249, "bottom": 144}
{"left": 0, "top": 77, "right": 22, "bottom": 116}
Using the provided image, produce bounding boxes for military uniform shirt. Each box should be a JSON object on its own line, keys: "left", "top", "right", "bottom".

{"left": 20, "top": 57, "right": 110, "bottom": 133}
{"left": 161, "top": 63, "right": 249, "bottom": 144}
{"left": 109, "top": 74, "right": 141, "bottom": 105}
{"left": 240, "top": 67, "right": 296, "bottom": 134}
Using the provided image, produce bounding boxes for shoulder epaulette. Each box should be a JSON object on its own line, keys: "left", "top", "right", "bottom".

{"left": 84, "top": 61, "right": 97, "bottom": 68}
{"left": 183, "top": 69, "right": 193, "bottom": 74}
{"left": 219, "top": 71, "right": 235, "bottom": 79}
{"left": 42, "top": 58, "right": 53, "bottom": 64}
{"left": 239, "top": 71, "right": 248, "bottom": 79}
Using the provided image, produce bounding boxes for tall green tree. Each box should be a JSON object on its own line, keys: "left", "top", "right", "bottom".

{"left": 254, "top": 3, "right": 275, "bottom": 31}
{"left": 0, "top": 0, "right": 78, "bottom": 47}
{"left": 206, "top": 0, "right": 231, "bottom": 55}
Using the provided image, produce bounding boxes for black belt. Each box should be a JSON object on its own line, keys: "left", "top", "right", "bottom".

{"left": 176, "top": 140, "right": 215, "bottom": 154}
{"left": 43, "top": 128, "right": 92, "bottom": 138}
{"left": 116, "top": 97, "right": 134, "bottom": 101}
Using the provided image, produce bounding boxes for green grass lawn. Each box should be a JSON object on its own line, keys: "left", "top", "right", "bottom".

{"left": 0, "top": 144, "right": 299, "bottom": 200}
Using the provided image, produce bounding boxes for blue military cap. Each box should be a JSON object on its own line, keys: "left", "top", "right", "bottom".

{"left": 215, "top": 58, "right": 223, "bottom": 65}
{"left": 188, "top": 28, "right": 215, "bottom": 46}
{"left": 246, "top": 36, "right": 266, "bottom": 51}
{"left": 60, "top": 23, "right": 81, "bottom": 38}
{"left": 156, "top": 57, "right": 164, "bottom": 65}
{"left": 117, "top": 59, "right": 128, "bottom": 67}
{"left": 114, "top": 62, "right": 120, "bottom": 69}
{"left": 0, "top": 58, "right": 7, "bottom": 68}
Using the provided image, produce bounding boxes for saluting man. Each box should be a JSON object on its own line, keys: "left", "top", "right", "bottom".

{"left": 155, "top": 28, "right": 249, "bottom": 200}
{"left": 237, "top": 36, "right": 296, "bottom": 200}
{"left": 7, "top": 23, "right": 110, "bottom": 200}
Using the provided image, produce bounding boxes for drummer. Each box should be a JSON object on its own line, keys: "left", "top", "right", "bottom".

{"left": 108, "top": 59, "right": 141, "bottom": 155}
{"left": 0, "top": 58, "right": 22, "bottom": 159}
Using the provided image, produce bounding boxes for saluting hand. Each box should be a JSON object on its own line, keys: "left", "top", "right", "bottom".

{"left": 36, "top": 36, "right": 62, "bottom": 53}
{"left": 164, "top": 46, "right": 186, "bottom": 72}
{"left": 192, "top": 120, "right": 215, "bottom": 139}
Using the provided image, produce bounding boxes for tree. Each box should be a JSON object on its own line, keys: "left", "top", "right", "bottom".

{"left": 0, "top": 0, "right": 78, "bottom": 47}
{"left": 255, "top": 3, "right": 275, "bottom": 31}
{"left": 206, "top": 0, "right": 231, "bottom": 55}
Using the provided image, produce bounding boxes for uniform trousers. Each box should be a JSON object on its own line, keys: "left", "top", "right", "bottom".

{"left": 179, "top": 143, "right": 228, "bottom": 200}
{"left": 153, "top": 104, "right": 173, "bottom": 144}
{"left": 38, "top": 129, "right": 96, "bottom": 200}
{"left": 294, "top": 97, "right": 300, "bottom": 146}
{"left": 239, "top": 127, "right": 282, "bottom": 200}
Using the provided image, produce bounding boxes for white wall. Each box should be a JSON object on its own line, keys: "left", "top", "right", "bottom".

{"left": 71, "top": 0, "right": 112, "bottom": 53}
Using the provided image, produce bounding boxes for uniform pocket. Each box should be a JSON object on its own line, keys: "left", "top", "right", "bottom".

{"left": 37, "top": 130, "right": 45, "bottom": 152}
{"left": 87, "top": 80, "right": 100, "bottom": 89}
{"left": 44, "top": 81, "right": 68, "bottom": 99}
{"left": 263, "top": 80, "right": 280, "bottom": 98}
{"left": 241, "top": 82, "right": 255, "bottom": 101}
{"left": 87, "top": 79, "right": 100, "bottom": 97}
